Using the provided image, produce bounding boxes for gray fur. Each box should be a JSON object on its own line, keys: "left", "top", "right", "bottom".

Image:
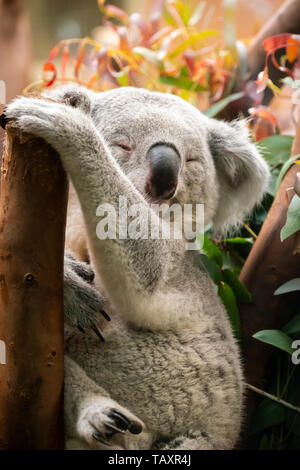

{"left": 5, "top": 84, "right": 270, "bottom": 450}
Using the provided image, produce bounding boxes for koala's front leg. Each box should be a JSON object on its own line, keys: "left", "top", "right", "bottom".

{"left": 5, "top": 94, "right": 189, "bottom": 330}
{"left": 63, "top": 253, "right": 110, "bottom": 338}
{"left": 64, "top": 356, "right": 144, "bottom": 450}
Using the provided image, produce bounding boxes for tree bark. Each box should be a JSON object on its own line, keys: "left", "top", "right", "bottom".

{"left": 239, "top": 110, "right": 300, "bottom": 423}
{"left": 0, "top": 122, "right": 67, "bottom": 449}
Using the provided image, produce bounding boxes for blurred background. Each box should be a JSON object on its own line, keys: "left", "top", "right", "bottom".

{"left": 0, "top": 0, "right": 287, "bottom": 101}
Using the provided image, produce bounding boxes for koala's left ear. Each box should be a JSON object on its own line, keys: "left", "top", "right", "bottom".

{"left": 206, "top": 118, "right": 270, "bottom": 233}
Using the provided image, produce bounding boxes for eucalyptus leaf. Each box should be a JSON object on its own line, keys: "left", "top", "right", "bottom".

{"left": 275, "top": 154, "right": 300, "bottom": 193}
{"left": 201, "top": 235, "right": 223, "bottom": 267}
{"left": 247, "top": 399, "right": 285, "bottom": 436}
{"left": 257, "top": 135, "right": 294, "bottom": 166}
{"left": 282, "top": 314, "right": 300, "bottom": 334}
{"left": 222, "top": 269, "right": 252, "bottom": 303}
{"left": 204, "top": 92, "right": 244, "bottom": 118}
{"left": 274, "top": 278, "right": 300, "bottom": 295}
{"left": 253, "top": 329, "right": 294, "bottom": 355}
{"left": 158, "top": 75, "right": 207, "bottom": 92}
{"left": 224, "top": 237, "right": 253, "bottom": 244}
{"left": 280, "top": 195, "right": 300, "bottom": 241}
{"left": 197, "top": 253, "right": 221, "bottom": 285}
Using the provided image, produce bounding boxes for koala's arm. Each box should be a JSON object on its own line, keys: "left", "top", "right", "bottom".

{"left": 5, "top": 95, "right": 208, "bottom": 330}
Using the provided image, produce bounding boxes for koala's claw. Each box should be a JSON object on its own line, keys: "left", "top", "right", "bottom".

{"left": 77, "top": 323, "right": 86, "bottom": 334}
{"left": 109, "top": 409, "right": 143, "bottom": 435}
{"left": 91, "top": 409, "right": 140, "bottom": 445}
{"left": 91, "top": 322, "right": 105, "bottom": 342}
{"left": 100, "top": 309, "right": 111, "bottom": 322}
{"left": 77, "top": 398, "right": 144, "bottom": 449}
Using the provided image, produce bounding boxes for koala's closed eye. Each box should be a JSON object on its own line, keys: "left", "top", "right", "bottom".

{"left": 117, "top": 143, "right": 132, "bottom": 153}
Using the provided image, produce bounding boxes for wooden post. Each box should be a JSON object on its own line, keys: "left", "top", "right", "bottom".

{"left": 239, "top": 111, "right": 300, "bottom": 422}
{"left": 0, "top": 121, "right": 67, "bottom": 449}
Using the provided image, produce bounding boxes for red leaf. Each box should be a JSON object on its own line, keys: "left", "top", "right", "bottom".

{"left": 75, "top": 41, "right": 87, "bottom": 78}
{"left": 61, "top": 46, "right": 69, "bottom": 79}
{"left": 263, "top": 33, "right": 292, "bottom": 54}
{"left": 43, "top": 62, "right": 57, "bottom": 87}
{"left": 49, "top": 46, "right": 60, "bottom": 61}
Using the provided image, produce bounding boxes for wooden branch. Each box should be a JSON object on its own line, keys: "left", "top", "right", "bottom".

{"left": 239, "top": 110, "right": 300, "bottom": 424}
{"left": 0, "top": 121, "right": 68, "bottom": 449}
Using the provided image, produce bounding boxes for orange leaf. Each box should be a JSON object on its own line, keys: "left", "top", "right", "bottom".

{"left": 286, "top": 37, "right": 299, "bottom": 62}
{"left": 253, "top": 118, "right": 276, "bottom": 142}
{"left": 255, "top": 108, "right": 277, "bottom": 127}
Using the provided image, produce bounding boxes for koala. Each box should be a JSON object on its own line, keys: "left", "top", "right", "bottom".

{"left": 5, "top": 84, "right": 270, "bottom": 450}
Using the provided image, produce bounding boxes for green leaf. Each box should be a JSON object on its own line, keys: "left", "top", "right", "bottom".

{"left": 201, "top": 235, "right": 223, "bottom": 267}
{"left": 253, "top": 329, "right": 294, "bottom": 355}
{"left": 247, "top": 398, "right": 285, "bottom": 436}
{"left": 197, "top": 253, "right": 221, "bottom": 285}
{"left": 203, "top": 92, "right": 244, "bottom": 118}
{"left": 158, "top": 75, "right": 207, "bottom": 92}
{"left": 274, "top": 278, "right": 300, "bottom": 295}
{"left": 275, "top": 154, "right": 300, "bottom": 193}
{"left": 257, "top": 135, "right": 294, "bottom": 166}
{"left": 282, "top": 314, "right": 300, "bottom": 334}
{"left": 221, "top": 269, "right": 252, "bottom": 303}
{"left": 224, "top": 237, "right": 253, "bottom": 244}
{"left": 218, "top": 281, "right": 240, "bottom": 338}
{"left": 280, "top": 195, "right": 300, "bottom": 241}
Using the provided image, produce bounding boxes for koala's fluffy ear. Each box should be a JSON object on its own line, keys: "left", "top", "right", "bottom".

{"left": 206, "top": 118, "right": 270, "bottom": 233}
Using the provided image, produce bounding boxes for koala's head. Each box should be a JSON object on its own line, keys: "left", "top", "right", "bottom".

{"left": 53, "top": 85, "right": 270, "bottom": 233}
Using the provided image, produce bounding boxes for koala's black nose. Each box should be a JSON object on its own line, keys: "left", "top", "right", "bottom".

{"left": 146, "top": 144, "right": 180, "bottom": 199}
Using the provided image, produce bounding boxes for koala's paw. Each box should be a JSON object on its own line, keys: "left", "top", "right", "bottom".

{"left": 77, "top": 396, "right": 144, "bottom": 449}
{"left": 64, "top": 254, "right": 110, "bottom": 340}
{"left": 65, "top": 252, "right": 94, "bottom": 283}
{"left": 4, "top": 95, "right": 93, "bottom": 154}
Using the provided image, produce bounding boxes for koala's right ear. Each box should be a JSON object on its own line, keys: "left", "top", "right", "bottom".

{"left": 205, "top": 117, "right": 270, "bottom": 234}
